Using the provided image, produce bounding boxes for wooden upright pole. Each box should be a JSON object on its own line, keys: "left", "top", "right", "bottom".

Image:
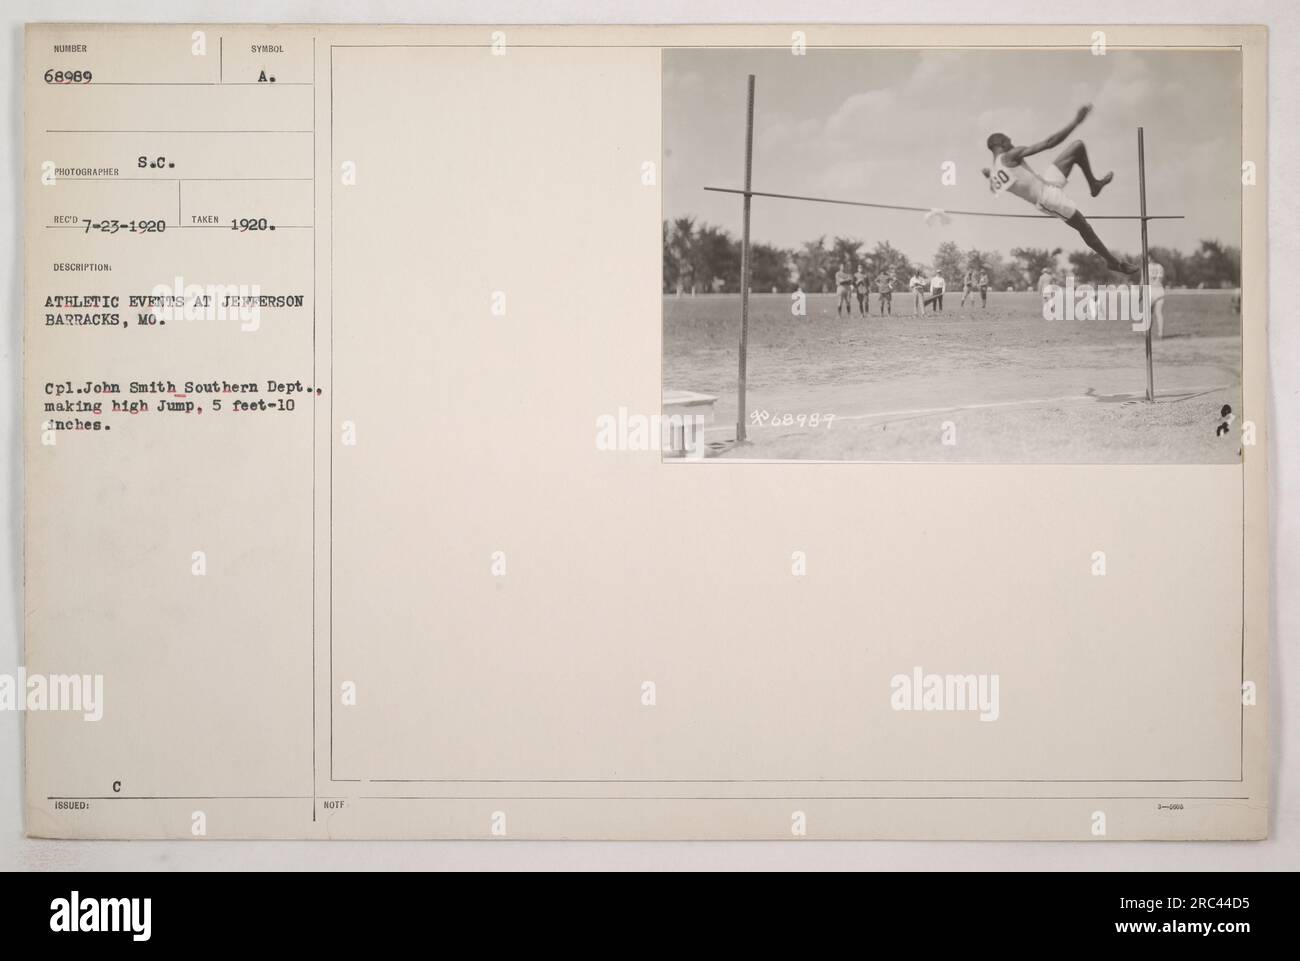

{"left": 1138, "top": 127, "right": 1154, "bottom": 402}
{"left": 736, "top": 75, "right": 755, "bottom": 443}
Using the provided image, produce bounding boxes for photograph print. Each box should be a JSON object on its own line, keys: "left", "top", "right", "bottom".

{"left": 661, "top": 47, "right": 1244, "bottom": 463}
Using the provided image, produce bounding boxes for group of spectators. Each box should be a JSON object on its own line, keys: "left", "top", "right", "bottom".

{"left": 832, "top": 262, "right": 994, "bottom": 316}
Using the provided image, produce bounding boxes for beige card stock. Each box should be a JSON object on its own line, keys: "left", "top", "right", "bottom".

{"left": 23, "top": 24, "right": 1267, "bottom": 839}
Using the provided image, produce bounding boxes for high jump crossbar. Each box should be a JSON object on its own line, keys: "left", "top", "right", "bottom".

{"left": 721, "top": 75, "right": 1172, "bottom": 442}
{"left": 703, "top": 186, "right": 1185, "bottom": 221}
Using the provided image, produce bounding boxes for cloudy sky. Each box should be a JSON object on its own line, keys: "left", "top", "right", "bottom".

{"left": 663, "top": 48, "right": 1241, "bottom": 264}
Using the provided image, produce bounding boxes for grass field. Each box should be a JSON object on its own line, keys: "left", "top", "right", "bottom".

{"left": 663, "top": 289, "right": 1243, "bottom": 463}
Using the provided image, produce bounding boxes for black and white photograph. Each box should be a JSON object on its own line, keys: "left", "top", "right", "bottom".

{"left": 0, "top": 0, "right": 1289, "bottom": 915}
{"left": 662, "top": 47, "right": 1244, "bottom": 462}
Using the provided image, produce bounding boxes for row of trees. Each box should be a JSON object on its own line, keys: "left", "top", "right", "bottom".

{"left": 663, "top": 218, "right": 1242, "bottom": 293}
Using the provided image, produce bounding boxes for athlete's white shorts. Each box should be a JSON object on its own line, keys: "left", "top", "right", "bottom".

{"left": 1036, "top": 164, "right": 1078, "bottom": 220}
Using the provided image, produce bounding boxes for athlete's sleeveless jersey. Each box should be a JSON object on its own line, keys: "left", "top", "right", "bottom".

{"left": 989, "top": 153, "right": 1047, "bottom": 207}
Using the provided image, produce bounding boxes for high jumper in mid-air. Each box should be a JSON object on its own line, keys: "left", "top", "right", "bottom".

{"left": 982, "top": 104, "right": 1138, "bottom": 275}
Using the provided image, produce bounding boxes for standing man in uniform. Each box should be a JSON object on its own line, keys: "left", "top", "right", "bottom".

{"left": 1148, "top": 257, "right": 1167, "bottom": 337}
{"left": 854, "top": 264, "right": 871, "bottom": 316}
{"left": 927, "top": 271, "right": 947, "bottom": 313}
{"left": 909, "top": 270, "right": 927, "bottom": 316}
{"left": 1037, "top": 266, "right": 1056, "bottom": 309}
{"left": 877, "top": 268, "right": 894, "bottom": 316}
{"left": 835, "top": 262, "right": 853, "bottom": 317}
